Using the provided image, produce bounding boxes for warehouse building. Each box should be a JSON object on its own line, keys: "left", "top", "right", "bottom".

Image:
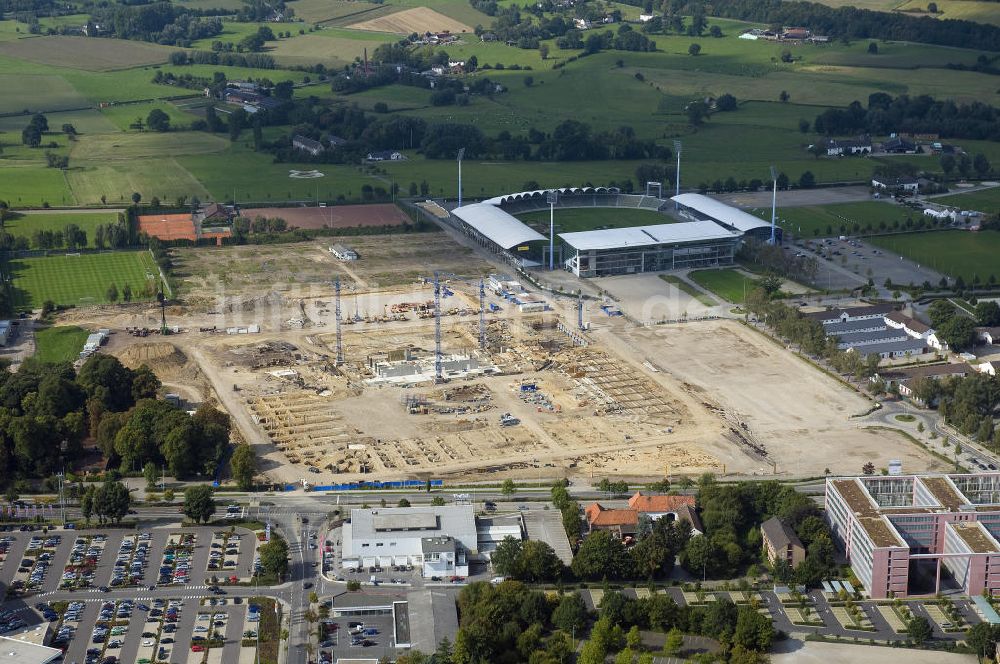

{"left": 825, "top": 474, "right": 1000, "bottom": 598}
{"left": 342, "top": 506, "right": 526, "bottom": 578}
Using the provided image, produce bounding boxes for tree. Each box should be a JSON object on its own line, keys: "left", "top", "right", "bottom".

{"left": 501, "top": 478, "right": 516, "bottom": 497}
{"left": 862, "top": 461, "right": 875, "bottom": 475}
{"left": 734, "top": 606, "right": 774, "bottom": 652}
{"left": 182, "top": 484, "right": 215, "bottom": 524}
{"left": 143, "top": 461, "right": 159, "bottom": 490}
{"left": 798, "top": 170, "right": 816, "bottom": 188}
{"left": 106, "top": 283, "right": 118, "bottom": 302}
{"left": 939, "top": 316, "right": 977, "bottom": 351}
{"left": 974, "top": 153, "right": 991, "bottom": 177}
{"left": 928, "top": 1, "right": 938, "bottom": 10}
{"left": 81, "top": 485, "right": 94, "bottom": 526}
{"left": 93, "top": 480, "right": 131, "bottom": 524}
{"left": 716, "top": 93, "right": 737, "bottom": 111}
{"left": 908, "top": 615, "right": 933, "bottom": 645}
{"left": 131, "top": 192, "right": 141, "bottom": 205}
{"left": 779, "top": 90, "right": 790, "bottom": 102}
{"left": 687, "top": 100, "right": 709, "bottom": 126}
{"left": 552, "top": 592, "right": 587, "bottom": 634}
{"left": 259, "top": 534, "right": 290, "bottom": 578}
{"left": 122, "top": 283, "right": 133, "bottom": 303}
{"left": 867, "top": 41, "right": 878, "bottom": 54}
{"left": 571, "top": 530, "right": 631, "bottom": 579}
{"left": 965, "top": 622, "right": 999, "bottom": 661}
{"left": 397, "top": 498, "right": 411, "bottom": 507}
{"left": 976, "top": 300, "right": 1000, "bottom": 326}
{"left": 146, "top": 109, "right": 170, "bottom": 132}
{"left": 539, "top": 43, "right": 549, "bottom": 59}
{"left": 688, "top": 43, "right": 701, "bottom": 56}
{"left": 430, "top": 496, "right": 445, "bottom": 506}
{"left": 940, "top": 153, "right": 956, "bottom": 176}
{"left": 929, "top": 299, "right": 957, "bottom": 328}
{"left": 663, "top": 627, "right": 684, "bottom": 656}
{"left": 230, "top": 444, "right": 257, "bottom": 491}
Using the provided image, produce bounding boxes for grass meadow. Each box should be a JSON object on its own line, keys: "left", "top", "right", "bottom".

{"left": 1, "top": 211, "right": 119, "bottom": 247}
{"left": 33, "top": 325, "right": 90, "bottom": 363}
{"left": 753, "top": 201, "right": 918, "bottom": 237}
{"left": 933, "top": 187, "right": 1000, "bottom": 213}
{"left": 867, "top": 230, "right": 1000, "bottom": 282}
{"left": 516, "top": 207, "right": 672, "bottom": 233}
{"left": 10, "top": 251, "right": 160, "bottom": 307}
{"left": 688, "top": 268, "right": 760, "bottom": 303}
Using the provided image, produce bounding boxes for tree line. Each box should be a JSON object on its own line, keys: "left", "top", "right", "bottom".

{"left": 417, "top": 573, "right": 774, "bottom": 664}
{"left": 815, "top": 92, "right": 1000, "bottom": 142}
{"left": 709, "top": 0, "right": 1000, "bottom": 51}
{"left": 87, "top": 4, "right": 224, "bottom": 46}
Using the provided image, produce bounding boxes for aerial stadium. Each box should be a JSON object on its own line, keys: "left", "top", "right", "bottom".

{"left": 448, "top": 188, "right": 778, "bottom": 278}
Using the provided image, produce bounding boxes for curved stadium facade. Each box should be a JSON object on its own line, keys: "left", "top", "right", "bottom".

{"left": 450, "top": 188, "right": 778, "bottom": 278}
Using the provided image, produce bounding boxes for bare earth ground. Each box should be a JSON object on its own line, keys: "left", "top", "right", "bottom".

{"left": 242, "top": 204, "right": 410, "bottom": 229}
{"left": 599, "top": 319, "right": 948, "bottom": 476}
{"left": 349, "top": 6, "right": 473, "bottom": 33}
{"left": 54, "top": 227, "right": 946, "bottom": 484}
{"left": 170, "top": 235, "right": 495, "bottom": 302}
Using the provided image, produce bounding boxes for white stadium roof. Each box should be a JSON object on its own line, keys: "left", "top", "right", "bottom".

{"left": 451, "top": 203, "right": 546, "bottom": 249}
{"left": 671, "top": 193, "right": 771, "bottom": 233}
{"left": 559, "top": 220, "right": 737, "bottom": 251}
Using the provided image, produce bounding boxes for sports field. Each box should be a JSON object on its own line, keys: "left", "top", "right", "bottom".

{"left": 9, "top": 251, "right": 160, "bottom": 307}
{"left": 867, "top": 230, "right": 1000, "bottom": 283}
{"left": 33, "top": 325, "right": 90, "bottom": 363}
{"left": 1, "top": 210, "right": 119, "bottom": 247}
{"left": 754, "top": 201, "right": 917, "bottom": 238}
{"left": 688, "top": 268, "right": 761, "bottom": 303}
{"left": 517, "top": 207, "right": 673, "bottom": 233}
{"left": 933, "top": 186, "right": 1000, "bottom": 213}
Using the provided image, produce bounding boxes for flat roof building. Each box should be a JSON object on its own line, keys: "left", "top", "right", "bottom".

{"left": 826, "top": 473, "right": 1000, "bottom": 598}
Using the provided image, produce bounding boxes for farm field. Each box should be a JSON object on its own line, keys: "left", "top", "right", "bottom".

{"left": 66, "top": 159, "right": 211, "bottom": 206}
{"left": 868, "top": 230, "right": 1000, "bottom": 282}
{"left": 9, "top": 251, "right": 160, "bottom": 307}
{"left": 99, "top": 101, "right": 200, "bottom": 132}
{"left": 517, "top": 207, "right": 674, "bottom": 233}
{"left": 33, "top": 325, "right": 90, "bottom": 363}
{"left": 0, "top": 108, "right": 117, "bottom": 135}
{"left": 933, "top": 186, "right": 1000, "bottom": 213}
{"left": 70, "top": 131, "right": 229, "bottom": 162}
{"left": 0, "top": 72, "right": 89, "bottom": 114}
{"left": 0, "top": 210, "right": 119, "bottom": 247}
{"left": 688, "top": 268, "right": 761, "bottom": 303}
{"left": 287, "top": 0, "right": 391, "bottom": 24}
{"left": 349, "top": 6, "right": 473, "bottom": 34}
{"left": 0, "top": 167, "right": 75, "bottom": 207}
{"left": 756, "top": 201, "right": 917, "bottom": 238}
{"left": 267, "top": 31, "right": 396, "bottom": 66}
{"left": 0, "top": 36, "right": 174, "bottom": 71}
{"left": 895, "top": 0, "right": 1000, "bottom": 26}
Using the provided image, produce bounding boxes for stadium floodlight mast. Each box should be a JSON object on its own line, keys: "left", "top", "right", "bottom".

{"left": 673, "top": 140, "right": 683, "bottom": 209}
{"left": 456, "top": 147, "right": 466, "bottom": 208}
{"left": 769, "top": 165, "right": 778, "bottom": 245}
{"left": 546, "top": 189, "right": 559, "bottom": 270}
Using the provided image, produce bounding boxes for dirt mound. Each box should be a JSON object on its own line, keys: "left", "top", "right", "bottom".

{"left": 116, "top": 342, "right": 187, "bottom": 371}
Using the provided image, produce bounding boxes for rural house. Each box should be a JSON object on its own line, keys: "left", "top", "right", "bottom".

{"left": 871, "top": 363, "right": 972, "bottom": 404}
{"left": 293, "top": 135, "right": 325, "bottom": 156}
{"left": 977, "top": 326, "right": 1000, "bottom": 345}
{"left": 871, "top": 176, "right": 919, "bottom": 192}
{"left": 761, "top": 517, "right": 805, "bottom": 569}
{"left": 825, "top": 136, "right": 872, "bottom": 156}
{"left": 627, "top": 492, "right": 703, "bottom": 534}
{"left": 584, "top": 503, "right": 638, "bottom": 538}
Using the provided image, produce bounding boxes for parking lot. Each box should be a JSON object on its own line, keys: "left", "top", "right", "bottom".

{"left": 0, "top": 525, "right": 268, "bottom": 664}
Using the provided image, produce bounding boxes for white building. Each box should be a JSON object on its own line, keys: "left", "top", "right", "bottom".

{"left": 330, "top": 244, "right": 359, "bottom": 261}
{"left": 342, "top": 506, "right": 479, "bottom": 578}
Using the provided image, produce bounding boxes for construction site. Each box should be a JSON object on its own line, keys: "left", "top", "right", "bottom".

{"left": 51, "top": 229, "right": 949, "bottom": 485}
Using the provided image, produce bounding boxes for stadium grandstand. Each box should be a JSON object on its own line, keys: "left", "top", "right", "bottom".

{"left": 449, "top": 188, "right": 775, "bottom": 277}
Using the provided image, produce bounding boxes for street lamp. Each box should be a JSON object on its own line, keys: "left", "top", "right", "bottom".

{"left": 673, "top": 140, "right": 683, "bottom": 208}
{"left": 457, "top": 148, "right": 465, "bottom": 208}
